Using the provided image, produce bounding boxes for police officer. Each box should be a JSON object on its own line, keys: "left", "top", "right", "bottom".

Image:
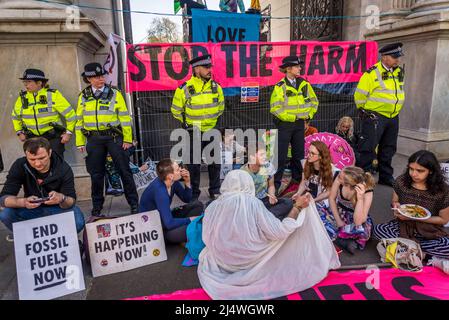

{"left": 171, "top": 54, "right": 225, "bottom": 200}
{"left": 270, "top": 56, "right": 319, "bottom": 192}
{"left": 76, "top": 63, "right": 138, "bottom": 216}
{"left": 12, "top": 69, "right": 76, "bottom": 158}
{"left": 354, "top": 43, "right": 405, "bottom": 187}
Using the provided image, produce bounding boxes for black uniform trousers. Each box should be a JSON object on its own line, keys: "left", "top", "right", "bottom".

{"left": 356, "top": 112, "right": 399, "bottom": 182}
{"left": 85, "top": 135, "right": 138, "bottom": 210}
{"left": 187, "top": 129, "right": 221, "bottom": 200}
{"left": 273, "top": 119, "right": 304, "bottom": 191}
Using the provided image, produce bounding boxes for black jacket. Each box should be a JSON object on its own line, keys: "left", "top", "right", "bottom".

{"left": 0, "top": 152, "right": 76, "bottom": 207}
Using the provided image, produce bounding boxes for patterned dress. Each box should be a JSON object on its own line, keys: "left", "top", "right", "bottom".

{"left": 319, "top": 184, "right": 373, "bottom": 249}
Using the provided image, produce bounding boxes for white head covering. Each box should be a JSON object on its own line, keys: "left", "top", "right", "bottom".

{"left": 197, "top": 169, "right": 341, "bottom": 300}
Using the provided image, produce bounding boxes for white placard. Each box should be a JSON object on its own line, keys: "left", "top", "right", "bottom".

{"left": 86, "top": 211, "right": 167, "bottom": 277}
{"left": 13, "top": 211, "right": 85, "bottom": 300}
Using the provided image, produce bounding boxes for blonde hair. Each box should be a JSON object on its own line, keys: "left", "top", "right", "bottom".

{"left": 336, "top": 116, "right": 354, "bottom": 139}
{"left": 341, "top": 166, "right": 375, "bottom": 205}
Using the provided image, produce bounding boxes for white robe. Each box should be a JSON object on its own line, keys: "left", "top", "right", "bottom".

{"left": 197, "top": 169, "right": 341, "bottom": 300}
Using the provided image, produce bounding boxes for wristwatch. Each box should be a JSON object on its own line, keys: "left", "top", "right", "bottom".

{"left": 59, "top": 195, "right": 67, "bottom": 204}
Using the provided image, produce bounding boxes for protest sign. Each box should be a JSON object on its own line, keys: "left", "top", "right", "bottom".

{"left": 13, "top": 211, "right": 85, "bottom": 300}
{"left": 192, "top": 9, "right": 260, "bottom": 43}
{"left": 86, "top": 211, "right": 167, "bottom": 277}
{"left": 305, "top": 132, "right": 355, "bottom": 169}
{"left": 127, "top": 41, "right": 378, "bottom": 92}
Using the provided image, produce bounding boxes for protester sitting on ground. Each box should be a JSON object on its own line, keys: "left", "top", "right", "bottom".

{"left": 304, "top": 119, "right": 318, "bottom": 137}
{"left": 139, "top": 159, "right": 203, "bottom": 244}
{"left": 197, "top": 170, "right": 340, "bottom": 300}
{"left": 373, "top": 150, "right": 449, "bottom": 260}
{"left": 0, "top": 137, "right": 85, "bottom": 241}
{"left": 326, "top": 166, "right": 375, "bottom": 254}
{"left": 241, "top": 147, "right": 293, "bottom": 220}
{"left": 335, "top": 116, "right": 358, "bottom": 149}
{"left": 220, "top": 129, "right": 245, "bottom": 175}
{"left": 291, "top": 141, "right": 339, "bottom": 231}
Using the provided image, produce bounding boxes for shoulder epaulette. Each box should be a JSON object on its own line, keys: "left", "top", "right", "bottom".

{"left": 179, "top": 82, "right": 187, "bottom": 90}
{"left": 276, "top": 81, "right": 284, "bottom": 87}
{"left": 20, "top": 90, "right": 27, "bottom": 97}
{"left": 47, "top": 88, "right": 56, "bottom": 93}
{"left": 366, "top": 65, "right": 377, "bottom": 74}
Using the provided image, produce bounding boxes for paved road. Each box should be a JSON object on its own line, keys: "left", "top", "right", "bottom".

{"left": 2, "top": 154, "right": 443, "bottom": 300}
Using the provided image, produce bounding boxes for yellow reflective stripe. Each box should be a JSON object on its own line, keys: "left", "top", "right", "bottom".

{"left": 66, "top": 116, "right": 76, "bottom": 122}
{"left": 118, "top": 111, "right": 129, "bottom": 116}
{"left": 367, "top": 97, "right": 398, "bottom": 104}
{"left": 26, "top": 123, "right": 52, "bottom": 130}
{"left": 21, "top": 113, "right": 58, "bottom": 119}
{"left": 374, "top": 68, "right": 387, "bottom": 89}
{"left": 186, "top": 102, "right": 220, "bottom": 110}
{"left": 120, "top": 122, "right": 132, "bottom": 126}
{"left": 355, "top": 100, "right": 367, "bottom": 104}
{"left": 171, "top": 104, "right": 183, "bottom": 112}
{"left": 270, "top": 101, "right": 284, "bottom": 108}
{"left": 356, "top": 88, "right": 369, "bottom": 95}
{"left": 187, "top": 113, "right": 220, "bottom": 120}
{"left": 60, "top": 107, "right": 73, "bottom": 116}
{"left": 75, "top": 126, "right": 84, "bottom": 130}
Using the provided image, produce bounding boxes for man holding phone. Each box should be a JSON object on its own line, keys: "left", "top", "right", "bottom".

{"left": 0, "top": 137, "right": 85, "bottom": 241}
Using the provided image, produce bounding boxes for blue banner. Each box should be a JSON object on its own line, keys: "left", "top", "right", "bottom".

{"left": 191, "top": 9, "right": 260, "bottom": 43}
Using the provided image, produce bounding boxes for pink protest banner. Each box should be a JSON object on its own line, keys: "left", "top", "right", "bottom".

{"left": 305, "top": 132, "right": 355, "bottom": 170}
{"left": 126, "top": 267, "right": 449, "bottom": 300}
{"left": 126, "top": 41, "right": 378, "bottom": 92}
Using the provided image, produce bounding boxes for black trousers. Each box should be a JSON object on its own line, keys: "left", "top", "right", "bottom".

{"left": 273, "top": 119, "right": 305, "bottom": 190}
{"left": 356, "top": 113, "right": 399, "bottom": 181}
{"left": 261, "top": 197, "right": 293, "bottom": 220}
{"left": 47, "top": 137, "right": 65, "bottom": 159}
{"left": 85, "top": 135, "right": 138, "bottom": 210}
{"left": 164, "top": 200, "right": 204, "bottom": 244}
{"left": 187, "top": 130, "right": 221, "bottom": 199}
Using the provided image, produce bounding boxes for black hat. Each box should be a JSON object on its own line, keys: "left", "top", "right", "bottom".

{"left": 279, "top": 56, "right": 304, "bottom": 69}
{"left": 379, "top": 42, "right": 404, "bottom": 58}
{"left": 19, "top": 69, "right": 48, "bottom": 81}
{"left": 189, "top": 54, "right": 212, "bottom": 68}
{"left": 81, "top": 62, "right": 108, "bottom": 78}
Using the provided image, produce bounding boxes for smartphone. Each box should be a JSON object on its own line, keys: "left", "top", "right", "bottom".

{"left": 29, "top": 197, "right": 50, "bottom": 203}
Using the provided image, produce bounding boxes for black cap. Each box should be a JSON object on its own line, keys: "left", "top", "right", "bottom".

{"left": 81, "top": 62, "right": 108, "bottom": 78}
{"left": 379, "top": 42, "right": 404, "bottom": 58}
{"left": 19, "top": 69, "right": 48, "bottom": 81}
{"left": 279, "top": 56, "right": 304, "bottom": 69}
{"left": 189, "top": 54, "right": 212, "bottom": 68}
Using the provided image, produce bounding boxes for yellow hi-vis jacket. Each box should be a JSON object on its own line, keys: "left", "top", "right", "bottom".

{"left": 354, "top": 61, "right": 405, "bottom": 118}
{"left": 270, "top": 77, "right": 319, "bottom": 122}
{"left": 75, "top": 85, "right": 133, "bottom": 147}
{"left": 12, "top": 87, "right": 75, "bottom": 135}
{"left": 171, "top": 76, "right": 225, "bottom": 132}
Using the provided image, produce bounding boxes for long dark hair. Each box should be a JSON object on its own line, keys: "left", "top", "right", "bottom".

{"left": 404, "top": 150, "right": 448, "bottom": 194}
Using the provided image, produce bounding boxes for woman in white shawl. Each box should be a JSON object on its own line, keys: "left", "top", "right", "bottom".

{"left": 197, "top": 170, "right": 341, "bottom": 300}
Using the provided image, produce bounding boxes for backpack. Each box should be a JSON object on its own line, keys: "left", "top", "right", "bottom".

{"left": 377, "top": 237, "right": 424, "bottom": 272}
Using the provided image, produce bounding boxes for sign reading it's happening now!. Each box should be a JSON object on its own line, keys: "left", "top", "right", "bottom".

{"left": 13, "top": 211, "right": 85, "bottom": 300}
{"left": 86, "top": 211, "right": 167, "bottom": 277}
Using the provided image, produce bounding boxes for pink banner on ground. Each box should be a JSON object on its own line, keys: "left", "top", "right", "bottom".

{"left": 126, "top": 267, "right": 449, "bottom": 300}
{"left": 305, "top": 132, "right": 355, "bottom": 170}
{"left": 126, "top": 41, "right": 378, "bottom": 92}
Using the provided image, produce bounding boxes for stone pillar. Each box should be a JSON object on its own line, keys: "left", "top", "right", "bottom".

{"left": 0, "top": 0, "right": 108, "bottom": 199}
{"left": 365, "top": 0, "right": 449, "bottom": 160}
{"left": 380, "top": 0, "right": 417, "bottom": 26}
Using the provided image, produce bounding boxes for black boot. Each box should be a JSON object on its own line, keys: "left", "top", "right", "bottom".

{"left": 335, "top": 238, "right": 357, "bottom": 255}
{"left": 130, "top": 204, "right": 139, "bottom": 215}
{"left": 91, "top": 207, "right": 103, "bottom": 217}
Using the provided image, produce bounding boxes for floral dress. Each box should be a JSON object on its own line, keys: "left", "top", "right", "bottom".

{"left": 319, "top": 184, "right": 373, "bottom": 249}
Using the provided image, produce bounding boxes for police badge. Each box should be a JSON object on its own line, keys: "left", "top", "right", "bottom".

{"left": 39, "top": 95, "right": 47, "bottom": 104}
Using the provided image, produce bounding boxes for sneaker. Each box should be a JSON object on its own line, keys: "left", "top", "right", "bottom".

{"left": 5, "top": 234, "right": 14, "bottom": 242}
{"left": 130, "top": 205, "right": 139, "bottom": 215}
{"left": 429, "top": 257, "right": 449, "bottom": 275}
{"left": 91, "top": 208, "right": 104, "bottom": 217}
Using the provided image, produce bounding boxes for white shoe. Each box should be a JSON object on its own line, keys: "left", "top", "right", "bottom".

{"left": 429, "top": 257, "right": 449, "bottom": 275}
